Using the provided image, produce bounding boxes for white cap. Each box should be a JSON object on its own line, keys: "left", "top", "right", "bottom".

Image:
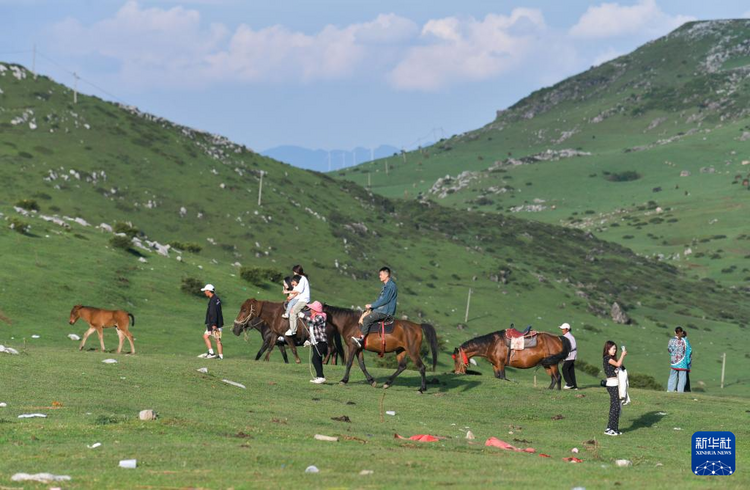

{"left": 559, "top": 322, "right": 571, "bottom": 330}
{"left": 201, "top": 284, "right": 215, "bottom": 292}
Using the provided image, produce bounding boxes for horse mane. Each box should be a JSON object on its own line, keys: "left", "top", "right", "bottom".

{"left": 461, "top": 330, "right": 504, "bottom": 351}
{"left": 322, "top": 304, "right": 361, "bottom": 318}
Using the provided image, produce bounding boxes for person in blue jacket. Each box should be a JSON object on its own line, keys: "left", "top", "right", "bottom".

{"left": 352, "top": 267, "right": 397, "bottom": 348}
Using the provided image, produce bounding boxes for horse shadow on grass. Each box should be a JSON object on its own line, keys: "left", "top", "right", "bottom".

{"left": 625, "top": 410, "right": 666, "bottom": 433}
{"left": 352, "top": 372, "right": 483, "bottom": 393}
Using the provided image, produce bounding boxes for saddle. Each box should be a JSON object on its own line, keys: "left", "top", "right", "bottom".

{"left": 505, "top": 328, "right": 538, "bottom": 350}
{"left": 365, "top": 316, "right": 395, "bottom": 335}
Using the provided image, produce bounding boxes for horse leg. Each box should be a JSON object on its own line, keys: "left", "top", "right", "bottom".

{"left": 289, "top": 342, "right": 301, "bottom": 364}
{"left": 551, "top": 364, "right": 562, "bottom": 390}
{"left": 405, "top": 347, "right": 428, "bottom": 393}
{"left": 339, "top": 343, "right": 359, "bottom": 385}
{"left": 383, "top": 351, "right": 409, "bottom": 390}
{"left": 264, "top": 342, "right": 276, "bottom": 362}
{"left": 79, "top": 327, "right": 96, "bottom": 351}
{"left": 255, "top": 339, "right": 268, "bottom": 360}
{"left": 544, "top": 366, "right": 556, "bottom": 389}
{"left": 124, "top": 329, "right": 136, "bottom": 354}
{"left": 279, "top": 344, "right": 289, "bottom": 364}
{"left": 116, "top": 328, "right": 125, "bottom": 354}
{"left": 96, "top": 327, "right": 106, "bottom": 352}
{"left": 356, "top": 350, "right": 377, "bottom": 387}
{"left": 493, "top": 363, "right": 508, "bottom": 380}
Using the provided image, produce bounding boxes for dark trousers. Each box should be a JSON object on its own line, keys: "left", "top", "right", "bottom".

{"left": 311, "top": 342, "right": 328, "bottom": 378}
{"left": 606, "top": 386, "right": 620, "bottom": 431}
{"left": 360, "top": 311, "right": 389, "bottom": 335}
{"left": 685, "top": 371, "right": 691, "bottom": 392}
{"left": 562, "top": 360, "right": 577, "bottom": 388}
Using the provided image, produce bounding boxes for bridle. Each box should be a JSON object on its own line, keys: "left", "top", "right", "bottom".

{"left": 234, "top": 304, "right": 264, "bottom": 330}
{"left": 452, "top": 347, "right": 469, "bottom": 371}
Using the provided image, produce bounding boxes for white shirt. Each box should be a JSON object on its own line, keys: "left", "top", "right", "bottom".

{"left": 563, "top": 331, "right": 577, "bottom": 361}
{"left": 292, "top": 275, "right": 310, "bottom": 303}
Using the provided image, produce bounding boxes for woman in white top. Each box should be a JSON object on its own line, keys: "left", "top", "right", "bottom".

{"left": 284, "top": 265, "right": 310, "bottom": 336}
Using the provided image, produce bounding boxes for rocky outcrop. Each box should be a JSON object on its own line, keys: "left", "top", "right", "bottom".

{"left": 611, "top": 302, "right": 631, "bottom": 325}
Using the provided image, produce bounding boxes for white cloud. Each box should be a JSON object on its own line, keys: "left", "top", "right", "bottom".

{"left": 592, "top": 47, "right": 623, "bottom": 66}
{"left": 570, "top": 0, "right": 694, "bottom": 39}
{"left": 388, "top": 9, "right": 547, "bottom": 91}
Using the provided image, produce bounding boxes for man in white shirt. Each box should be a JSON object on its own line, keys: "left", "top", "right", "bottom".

{"left": 559, "top": 323, "right": 578, "bottom": 390}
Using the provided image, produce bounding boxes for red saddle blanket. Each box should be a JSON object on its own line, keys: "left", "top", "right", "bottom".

{"left": 506, "top": 328, "right": 537, "bottom": 339}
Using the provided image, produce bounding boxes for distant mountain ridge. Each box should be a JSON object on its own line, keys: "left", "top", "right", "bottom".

{"left": 261, "top": 145, "right": 401, "bottom": 172}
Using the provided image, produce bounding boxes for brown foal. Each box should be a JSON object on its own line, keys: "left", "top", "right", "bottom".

{"left": 68, "top": 305, "right": 136, "bottom": 354}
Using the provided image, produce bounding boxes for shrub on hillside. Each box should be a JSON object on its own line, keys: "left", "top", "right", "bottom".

{"left": 181, "top": 277, "right": 205, "bottom": 298}
{"left": 110, "top": 235, "right": 132, "bottom": 251}
{"left": 169, "top": 241, "right": 202, "bottom": 253}
{"left": 628, "top": 372, "right": 663, "bottom": 391}
{"left": 9, "top": 218, "right": 30, "bottom": 234}
{"left": 114, "top": 221, "right": 139, "bottom": 238}
{"left": 240, "top": 267, "right": 283, "bottom": 285}
{"left": 605, "top": 171, "right": 641, "bottom": 182}
{"left": 576, "top": 359, "right": 600, "bottom": 377}
{"left": 15, "top": 199, "right": 40, "bottom": 212}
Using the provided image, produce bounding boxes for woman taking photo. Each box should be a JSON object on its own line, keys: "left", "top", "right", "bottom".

{"left": 603, "top": 340, "right": 627, "bottom": 436}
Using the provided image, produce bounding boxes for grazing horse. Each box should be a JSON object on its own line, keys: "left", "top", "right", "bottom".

{"left": 323, "top": 305, "right": 439, "bottom": 392}
{"left": 452, "top": 330, "right": 570, "bottom": 389}
{"left": 68, "top": 305, "right": 136, "bottom": 354}
{"left": 233, "top": 314, "right": 343, "bottom": 364}
{"left": 232, "top": 298, "right": 312, "bottom": 363}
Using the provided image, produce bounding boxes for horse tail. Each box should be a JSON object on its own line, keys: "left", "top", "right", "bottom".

{"left": 541, "top": 334, "right": 570, "bottom": 367}
{"left": 128, "top": 313, "right": 135, "bottom": 327}
{"left": 421, "top": 323, "right": 439, "bottom": 372}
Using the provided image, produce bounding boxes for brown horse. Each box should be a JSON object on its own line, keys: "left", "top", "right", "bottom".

{"left": 452, "top": 330, "right": 570, "bottom": 389}
{"left": 232, "top": 298, "right": 312, "bottom": 363}
{"left": 323, "top": 305, "right": 439, "bottom": 392}
{"left": 232, "top": 312, "right": 342, "bottom": 364}
{"left": 68, "top": 305, "right": 136, "bottom": 354}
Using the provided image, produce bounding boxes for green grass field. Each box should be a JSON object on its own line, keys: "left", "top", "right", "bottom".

{"left": 2, "top": 345, "right": 748, "bottom": 489}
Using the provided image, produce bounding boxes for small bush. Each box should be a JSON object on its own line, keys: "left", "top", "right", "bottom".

{"left": 9, "top": 218, "right": 30, "bottom": 234}
{"left": 16, "top": 199, "right": 40, "bottom": 211}
{"left": 110, "top": 235, "right": 132, "bottom": 250}
{"left": 181, "top": 277, "right": 205, "bottom": 298}
{"left": 577, "top": 360, "right": 600, "bottom": 377}
{"left": 629, "top": 372, "right": 663, "bottom": 391}
{"left": 605, "top": 171, "right": 641, "bottom": 182}
{"left": 582, "top": 323, "right": 602, "bottom": 333}
{"left": 169, "top": 241, "right": 202, "bottom": 253}
{"left": 114, "top": 221, "right": 139, "bottom": 238}
{"left": 240, "top": 267, "right": 283, "bottom": 285}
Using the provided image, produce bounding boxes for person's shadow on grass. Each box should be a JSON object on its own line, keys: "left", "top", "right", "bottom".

{"left": 625, "top": 410, "right": 666, "bottom": 433}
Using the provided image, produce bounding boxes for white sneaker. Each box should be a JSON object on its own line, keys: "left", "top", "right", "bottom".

{"left": 284, "top": 329, "right": 295, "bottom": 336}
{"left": 604, "top": 429, "right": 619, "bottom": 436}
{"left": 206, "top": 353, "right": 218, "bottom": 359}
{"left": 281, "top": 313, "right": 289, "bottom": 319}
{"left": 310, "top": 377, "right": 326, "bottom": 384}
{"left": 563, "top": 385, "right": 572, "bottom": 390}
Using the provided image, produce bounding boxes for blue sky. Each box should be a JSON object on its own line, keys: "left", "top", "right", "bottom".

{"left": 2, "top": 1, "right": 749, "bottom": 152}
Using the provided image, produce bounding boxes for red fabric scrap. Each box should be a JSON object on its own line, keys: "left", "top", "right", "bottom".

{"left": 562, "top": 457, "right": 583, "bottom": 463}
{"left": 539, "top": 454, "right": 551, "bottom": 458}
{"left": 394, "top": 433, "right": 439, "bottom": 442}
{"left": 485, "top": 437, "right": 536, "bottom": 453}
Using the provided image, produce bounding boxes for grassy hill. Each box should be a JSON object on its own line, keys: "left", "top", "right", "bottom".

{"left": 336, "top": 20, "right": 750, "bottom": 288}
{"left": 1, "top": 54, "right": 750, "bottom": 405}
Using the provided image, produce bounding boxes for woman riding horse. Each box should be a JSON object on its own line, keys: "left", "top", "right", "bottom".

{"left": 453, "top": 329, "right": 570, "bottom": 389}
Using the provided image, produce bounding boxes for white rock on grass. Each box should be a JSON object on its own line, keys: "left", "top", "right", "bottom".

{"left": 87, "top": 442, "right": 102, "bottom": 449}
{"left": 31, "top": 335, "right": 40, "bottom": 339}
{"left": 465, "top": 430, "right": 475, "bottom": 440}
{"left": 102, "top": 359, "right": 118, "bottom": 364}
{"left": 196, "top": 367, "right": 208, "bottom": 374}
{"left": 314, "top": 434, "right": 338, "bottom": 442}
{"left": 221, "top": 379, "right": 246, "bottom": 389}
{"left": 18, "top": 413, "right": 47, "bottom": 418}
{"left": 119, "top": 459, "right": 137, "bottom": 469}
{"left": 68, "top": 334, "right": 81, "bottom": 341}
{"left": 0, "top": 345, "right": 20, "bottom": 355}
{"left": 385, "top": 411, "right": 396, "bottom": 416}
{"left": 138, "top": 410, "right": 157, "bottom": 421}
{"left": 12, "top": 473, "right": 71, "bottom": 483}
{"left": 359, "top": 470, "right": 374, "bottom": 476}
{"left": 0, "top": 402, "right": 7, "bottom": 408}
{"left": 615, "top": 459, "right": 632, "bottom": 467}
{"left": 305, "top": 465, "right": 319, "bottom": 473}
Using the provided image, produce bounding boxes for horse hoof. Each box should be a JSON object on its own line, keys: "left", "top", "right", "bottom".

{"left": 383, "top": 384, "right": 390, "bottom": 390}
{"left": 371, "top": 381, "right": 378, "bottom": 388}
{"left": 339, "top": 381, "right": 347, "bottom": 386}
{"left": 295, "top": 359, "right": 301, "bottom": 364}
{"left": 417, "top": 390, "right": 424, "bottom": 394}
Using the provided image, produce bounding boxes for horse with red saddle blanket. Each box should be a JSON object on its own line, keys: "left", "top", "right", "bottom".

{"left": 453, "top": 326, "right": 570, "bottom": 389}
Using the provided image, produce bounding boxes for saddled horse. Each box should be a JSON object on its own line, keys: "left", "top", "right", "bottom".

{"left": 68, "top": 305, "right": 136, "bottom": 354}
{"left": 452, "top": 329, "right": 570, "bottom": 389}
{"left": 232, "top": 299, "right": 307, "bottom": 363}
{"left": 233, "top": 313, "right": 343, "bottom": 364}
{"left": 323, "top": 305, "right": 439, "bottom": 393}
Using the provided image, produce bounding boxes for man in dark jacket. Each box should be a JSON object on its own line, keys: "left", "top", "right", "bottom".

{"left": 201, "top": 283, "right": 224, "bottom": 359}
{"left": 352, "top": 267, "right": 397, "bottom": 347}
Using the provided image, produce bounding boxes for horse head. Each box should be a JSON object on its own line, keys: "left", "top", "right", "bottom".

{"left": 232, "top": 298, "right": 261, "bottom": 336}
{"left": 69, "top": 305, "right": 83, "bottom": 325}
{"left": 452, "top": 347, "right": 469, "bottom": 374}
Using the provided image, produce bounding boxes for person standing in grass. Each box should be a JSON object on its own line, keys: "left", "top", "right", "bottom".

{"left": 201, "top": 283, "right": 224, "bottom": 359}
{"left": 302, "top": 301, "right": 328, "bottom": 384}
{"left": 667, "top": 326, "right": 690, "bottom": 392}
{"left": 560, "top": 323, "right": 578, "bottom": 390}
{"left": 603, "top": 340, "right": 627, "bottom": 436}
{"left": 352, "top": 266, "right": 397, "bottom": 347}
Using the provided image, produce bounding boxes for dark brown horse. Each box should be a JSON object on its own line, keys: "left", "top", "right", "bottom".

{"left": 452, "top": 330, "right": 570, "bottom": 389}
{"left": 68, "top": 305, "right": 136, "bottom": 354}
{"left": 323, "top": 305, "right": 439, "bottom": 392}
{"left": 232, "top": 299, "right": 307, "bottom": 363}
{"left": 233, "top": 313, "right": 342, "bottom": 364}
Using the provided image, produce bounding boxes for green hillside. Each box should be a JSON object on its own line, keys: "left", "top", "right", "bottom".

{"left": 1, "top": 58, "right": 750, "bottom": 400}
{"left": 337, "top": 20, "right": 750, "bottom": 287}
